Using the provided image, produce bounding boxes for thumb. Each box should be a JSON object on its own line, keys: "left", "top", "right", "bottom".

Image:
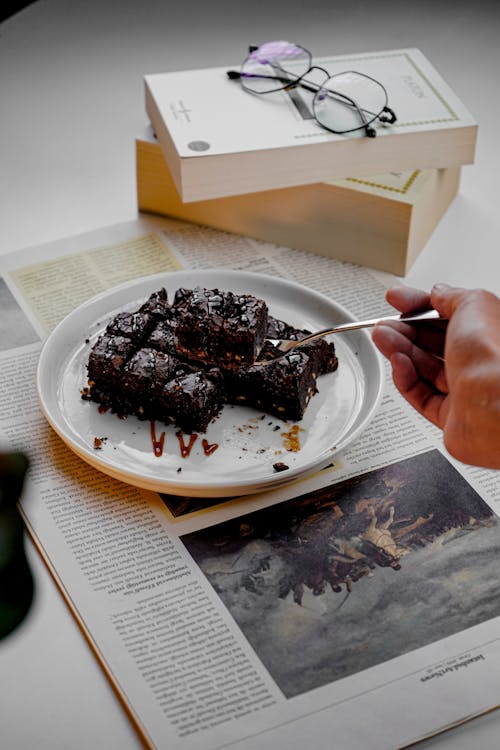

{"left": 430, "top": 283, "right": 468, "bottom": 319}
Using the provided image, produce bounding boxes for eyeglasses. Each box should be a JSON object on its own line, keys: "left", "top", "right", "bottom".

{"left": 227, "top": 40, "right": 397, "bottom": 138}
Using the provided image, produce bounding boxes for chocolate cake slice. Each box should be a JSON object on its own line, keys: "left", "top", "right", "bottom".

{"left": 224, "top": 350, "right": 318, "bottom": 422}
{"left": 119, "top": 348, "right": 196, "bottom": 419}
{"left": 105, "top": 289, "right": 173, "bottom": 344}
{"left": 87, "top": 334, "right": 135, "bottom": 388}
{"left": 85, "top": 334, "right": 136, "bottom": 411}
{"left": 172, "top": 286, "right": 268, "bottom": 367}
{"left": 145, "top": 319, "right": 177, "bottom": 354}
{"left": 138, "top": 288, "right": 170, "bottom": 320}
{"left": 105, "top": 310, "right": 155, "bottom": 344}
{"left": 264, "top": 316, "right": 338, "bottom": 375}
{"left": 158, "top": 371, "right": 225, "bottom": 433}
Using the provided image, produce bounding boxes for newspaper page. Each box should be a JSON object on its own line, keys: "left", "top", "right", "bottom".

{"left": 1, "top": 215, "right": 500, "bottom": 750}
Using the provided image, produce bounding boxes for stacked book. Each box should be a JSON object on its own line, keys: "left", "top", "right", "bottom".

{"left": 137, "top": 47, "right": 477, "bottom": 275}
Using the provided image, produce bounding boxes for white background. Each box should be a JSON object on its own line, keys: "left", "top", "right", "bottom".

{"left": 1, "top": 1, "right": 500, "bottom": 747}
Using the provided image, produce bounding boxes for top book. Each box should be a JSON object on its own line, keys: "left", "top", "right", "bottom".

{"left": 145, "top": 47, "right": 477, "bottom": 202}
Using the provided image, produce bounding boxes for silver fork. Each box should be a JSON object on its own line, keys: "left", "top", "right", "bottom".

{"left": 263, "top": 308, "right": 444, "bottom": 361}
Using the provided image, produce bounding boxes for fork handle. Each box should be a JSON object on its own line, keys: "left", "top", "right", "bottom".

{"left": 325, "top": 307, "right": 442, "bottom": 335}
{"left": 278, "top": 308, "right": 444, "bottom": 351}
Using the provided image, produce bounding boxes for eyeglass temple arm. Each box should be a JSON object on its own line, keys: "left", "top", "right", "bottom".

{"left": 227, "top": 69, "right": 308, "bottom": 88}
{"left": 227, "top": 69, "right": 314, "bottom": 95}
{"left": 228, "top": 70, "right": 364, "bottom": 103}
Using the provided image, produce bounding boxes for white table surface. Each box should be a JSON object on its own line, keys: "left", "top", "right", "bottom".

{"left": 1, "top": 1, "right": 500, "bottom": 747}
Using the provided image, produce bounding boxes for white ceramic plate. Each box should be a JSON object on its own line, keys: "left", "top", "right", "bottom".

{"left": 37, "top": 270, "right": 384, "bottom": 497}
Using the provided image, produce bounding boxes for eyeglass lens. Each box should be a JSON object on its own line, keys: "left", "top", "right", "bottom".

{"left": 241, "top": 42, "right": 311, "bottom": 93}
{"left": 314, "top": 72, "right": 388, "bottom": 133}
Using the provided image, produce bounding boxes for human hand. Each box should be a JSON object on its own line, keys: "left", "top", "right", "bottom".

{"left": 372, "top": 283, "right": 500, "bottom": 469}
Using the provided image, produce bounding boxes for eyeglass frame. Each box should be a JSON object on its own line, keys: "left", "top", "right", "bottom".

{"left": 227, "top": 42, "right": 397, "bottom": 138}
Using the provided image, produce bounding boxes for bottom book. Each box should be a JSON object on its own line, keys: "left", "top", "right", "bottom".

{"left": 136, "top": 128, "right": 460, "bottom": 276}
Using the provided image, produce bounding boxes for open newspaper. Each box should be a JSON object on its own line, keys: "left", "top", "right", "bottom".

{"left": 1, "top": 215, "right": 500, "bottom": 749}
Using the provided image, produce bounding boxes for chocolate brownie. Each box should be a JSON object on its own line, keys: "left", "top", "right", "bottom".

{"left": 118, "top": 348, "right": 196, "bottom": 419}
{"left": 87, "top": 334, "right": 136, "bottom": 387}
{"left": 158, "top": 371, "right": 225, "bottom": 433}
{"left": 264, "top": 316, "right": 338, "bottom": 375}
{"left": 145, "top": 319, "right": 177, "bottom": 354}
{"left": 105, "top": 311, "right": 154, "bottom": 345}
{"left": 224, "top": 350, "right": 318, "bottom": 422}
{"left": 172, "top": 286, "right": 268, "bottom": 367}
{"left": 84, "top": 285, "right": 339, "bottom": 434}
{"left": 138, "top": 288, "right": 170, "bottom": 320}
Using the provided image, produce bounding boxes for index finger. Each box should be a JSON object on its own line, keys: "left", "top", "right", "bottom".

{"left": 386, "top": 286, "right": 431, "bottom": 314}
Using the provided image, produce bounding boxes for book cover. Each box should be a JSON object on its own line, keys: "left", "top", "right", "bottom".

{"left": 145, "top": 47, "right": 476, "bottom": 202}
{"left": 136, "top": 129, "right": 460, "bottom": 275}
